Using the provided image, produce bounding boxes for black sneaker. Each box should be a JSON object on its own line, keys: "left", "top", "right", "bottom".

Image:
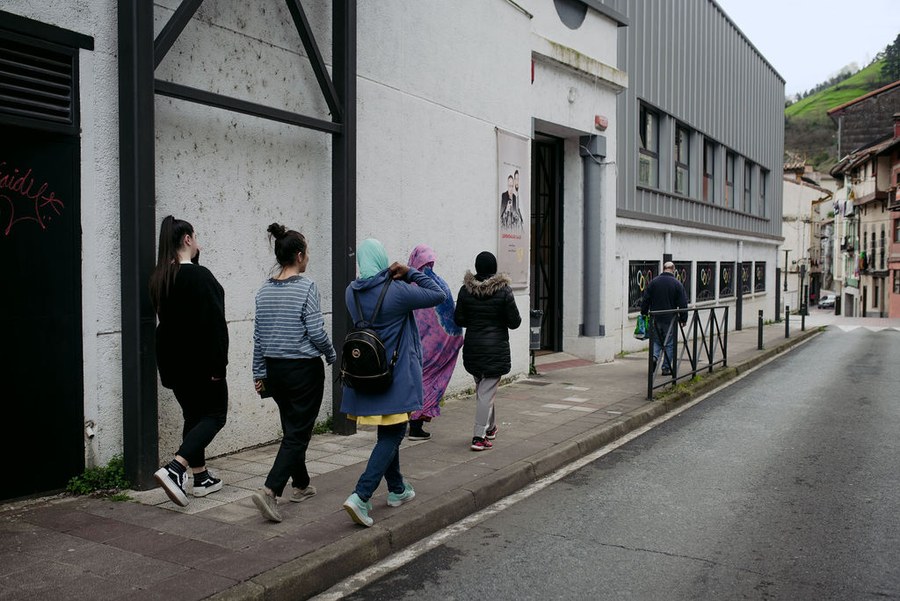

{"left": 154, "top": 465, "right": 189, "bottom": 507}
{"left": 407, "top": 429, "right": 431, "bottom": 441}
{"left": 193, "top": 471, "right": 223, "bottom": 497}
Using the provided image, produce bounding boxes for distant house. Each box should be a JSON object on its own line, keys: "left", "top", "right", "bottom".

{"left": 830, "top": 114, "right": 900, "bottom": 316}
{"left": 827, "top": 79, "right": 900, "bottom": 159}
{"left": 782, "top": 156, "right": 832, "bottom": 310}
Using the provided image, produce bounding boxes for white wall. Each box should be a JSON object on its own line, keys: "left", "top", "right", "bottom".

{"left": 615, "top": 220, "right": 778, "bottom": 357}
{"left": 7, "top": 0, "right": 626, "bottom": 467}
{"left": 781, "top": 178, "right": 830, "bottom": 311}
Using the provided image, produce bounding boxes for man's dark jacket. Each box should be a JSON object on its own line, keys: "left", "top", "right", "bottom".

{"left": 640, "top": 271, "right": 688, "bottom": 324}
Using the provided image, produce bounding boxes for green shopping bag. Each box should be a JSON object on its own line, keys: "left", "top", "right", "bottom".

{"left": 633, "top": 314, "right": 649, "bottom": 340}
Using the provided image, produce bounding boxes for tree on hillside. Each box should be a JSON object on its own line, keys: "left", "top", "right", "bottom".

{"left": 883, "top": 34, "right": 900, "bottom": 81}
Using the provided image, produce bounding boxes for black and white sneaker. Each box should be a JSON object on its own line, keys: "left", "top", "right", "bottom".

{"left": 154, "top": 465, "right": 189, "bottom": 507}
{"left": 193, "top": 471, "right": 223, "bottom": 497}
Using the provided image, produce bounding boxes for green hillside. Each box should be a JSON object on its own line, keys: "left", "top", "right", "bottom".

{"left": 784, "top": 60, "right": 891, "bottom": 171}
{"left": 785, "top": 61, "right": 887, "bottom": 119}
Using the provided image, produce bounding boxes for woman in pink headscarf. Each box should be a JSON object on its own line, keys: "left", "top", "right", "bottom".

{"left": 406, "top": 244, "right": 464, "bottom": 440}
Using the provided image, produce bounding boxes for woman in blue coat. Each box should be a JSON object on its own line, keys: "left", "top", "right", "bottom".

{"left": 341, "top": 239, "right": 446, "bottom": 527}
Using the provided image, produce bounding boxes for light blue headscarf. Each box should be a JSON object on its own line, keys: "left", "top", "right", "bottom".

{"left": 357, "top": 238, "right": 389, "bottom": 279}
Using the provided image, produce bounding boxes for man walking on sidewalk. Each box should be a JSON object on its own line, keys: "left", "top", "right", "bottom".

{"left": 640, "top": 261, "right": 688, "bottom": 376}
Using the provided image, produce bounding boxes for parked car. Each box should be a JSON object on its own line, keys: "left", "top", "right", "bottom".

{"left": 818, "top": 294, "right": 836, "bottom": 309}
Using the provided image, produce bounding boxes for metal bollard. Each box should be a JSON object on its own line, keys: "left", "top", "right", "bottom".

{"left": 785, "top": 305, "right": 790, "bottom": 338}
{"left": 801, "top": 305, "right": 806, "bottom": 331}
{"left": 757, "top": 310, "right": 763, "bottom": 350}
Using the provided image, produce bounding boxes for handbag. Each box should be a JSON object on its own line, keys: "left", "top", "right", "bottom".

{"left": 633, "top": 314, "right": 649, "bottom": 340}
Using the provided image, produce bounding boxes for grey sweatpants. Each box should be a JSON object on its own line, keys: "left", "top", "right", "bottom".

{"left": 473, "top": 375, "right": 499, "bottom": 438}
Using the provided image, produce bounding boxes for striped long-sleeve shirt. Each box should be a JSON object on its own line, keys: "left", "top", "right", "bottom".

{"left": 252, "top": 275, "right": 336, "bottom": 380}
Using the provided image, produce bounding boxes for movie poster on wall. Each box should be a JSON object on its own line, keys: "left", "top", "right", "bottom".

{"left": 496, "top": 128, "right": 529, "bottom": 289}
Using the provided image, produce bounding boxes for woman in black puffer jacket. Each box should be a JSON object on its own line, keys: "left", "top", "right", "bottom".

{"left": 454, "top": 251, "right": 522, "bottom": 451}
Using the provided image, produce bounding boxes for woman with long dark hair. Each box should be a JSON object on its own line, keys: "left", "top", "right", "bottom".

{"left": 150, "top": 216, "right": 229, "bottom": 507}
{"left": 250, "top": 223, "right": 336, "bottom": 523}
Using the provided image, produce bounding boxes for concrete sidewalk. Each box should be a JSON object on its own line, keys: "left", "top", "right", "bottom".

{"left": 0, "top": 319, "right": 824, "bottom": 601}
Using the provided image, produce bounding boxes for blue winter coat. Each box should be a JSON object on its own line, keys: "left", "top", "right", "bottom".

{"left": 340, "top": 268, "right": 446, "bottom": 417}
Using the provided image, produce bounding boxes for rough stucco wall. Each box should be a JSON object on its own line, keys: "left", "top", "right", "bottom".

{"left": 6, "top": 0, "right": 631, "bottom": 467}
{"left": 523, "top": 0, "right": 619, "bottom": 65}
{"left": 2, "top": 0, "right": 126, "bottom": 466}
{"left": 152, "top": 1, "right": 335, "bottom": 459}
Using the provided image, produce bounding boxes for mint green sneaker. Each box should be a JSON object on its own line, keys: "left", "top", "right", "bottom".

{"left": 386, "top": 481, "right": 416, "bottom": 507}
{"left": 343, "top": 493, "right": 374, "bottom": 527}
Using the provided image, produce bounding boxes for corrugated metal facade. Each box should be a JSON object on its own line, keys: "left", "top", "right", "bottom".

{"left": 605, "top": 0, "right": 784, "bottom": 238}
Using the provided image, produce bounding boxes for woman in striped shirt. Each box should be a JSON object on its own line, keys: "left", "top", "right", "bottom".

{"left": 251, "top": 223, "right": 337, "bottom": 522}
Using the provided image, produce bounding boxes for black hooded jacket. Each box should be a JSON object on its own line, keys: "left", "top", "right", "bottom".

{"left": 454, "top": 271, "right": 522, "bottom": 378}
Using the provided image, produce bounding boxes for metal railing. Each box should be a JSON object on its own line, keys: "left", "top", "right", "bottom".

{"left": 646, "top": 306, "right": 729, "bottom": 399}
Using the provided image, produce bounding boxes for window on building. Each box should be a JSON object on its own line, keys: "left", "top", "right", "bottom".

{"left": 703, "top": 140, "right": 715, "bottom": 202}
{"left": 895, "top": 218, "right": 900, "bottom": 243}
{"left": 871, "top": 228, "right": 876, "bottom": 269}
{"left": 863, "top": 230, "right": 868, "bottom": 269}
{"left": 674, "top": 124, "right": 690, "bottom": 196}
{"left": 638, "top": 105, "right": 659, "bottom": 188}
{"left": 743, "top": 162, "right": 753, "bottom": 213}
{"left": 895, "top": 270, "right": 900, "bottom": 295}
{"left": 725, "top": 152, "right": 735, "bottom": 208}
{"left": 759, "top": 169, "right": 768, "bottom": 217}
{"left": 882, "top": 227, "right": 887, "bottom": 270}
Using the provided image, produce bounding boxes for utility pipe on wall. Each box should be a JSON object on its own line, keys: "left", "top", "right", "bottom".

{"left": 581, "top": 134, "right": 606, "bottom": 337}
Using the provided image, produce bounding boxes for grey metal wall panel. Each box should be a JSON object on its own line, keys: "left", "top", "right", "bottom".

{"left": 607, "top": 0, "right": 784, "bottom": 238}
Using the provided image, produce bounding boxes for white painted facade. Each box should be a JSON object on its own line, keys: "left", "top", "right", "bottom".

{"left": 616, "top": 221, "right": 776, "bottom": 355}
{"left": 3, "top": 1, "right": 627, "bottom": 468}
{"left": 781, "top": 176, "right": 832, "bottom": 311}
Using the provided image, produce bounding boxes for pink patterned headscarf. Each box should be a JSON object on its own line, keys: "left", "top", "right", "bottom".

{"left": 407, "top": 245, "right": 463, "bottom": 420}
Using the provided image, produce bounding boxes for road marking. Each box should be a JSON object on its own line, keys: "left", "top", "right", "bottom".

{"left": 309, "top": 332, "right": 822, "bottom": 600}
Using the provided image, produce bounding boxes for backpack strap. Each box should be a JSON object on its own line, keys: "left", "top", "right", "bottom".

{"left": 352, "top": 278, "right": 392, "bottom": 326}
{"left": 353, "top": 277, "right": 407, "bottom": 367}
{"left": 389, "top": 316, "right": 408, "bottom": 367}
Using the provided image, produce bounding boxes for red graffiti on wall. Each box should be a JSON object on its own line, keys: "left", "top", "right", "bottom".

{"left": 0, "top": 162, "right": 65, "bottom": 237}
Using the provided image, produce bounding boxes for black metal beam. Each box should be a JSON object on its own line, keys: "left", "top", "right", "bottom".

{"left": 154, "top": 79, "right": 343, "bottom": 134}
{"left": 119, "top": 0, "right": 159, "bottom": 490}
{"left": 285, "top": 0, "right": 342, "bottom": 121}
{"left": 0, "top": 9, "right": 94, "bottom": 50}
{"left": 154, "top": 0, "right": 204, "bottom": 69}
{"left": 331, "top": 0, "right": 356, "bottom": 435}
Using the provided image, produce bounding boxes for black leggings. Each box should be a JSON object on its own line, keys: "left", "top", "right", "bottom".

{"left": 172, "top": 378, "right": 228, "bottom": 468}
{"left": 264, "top": 357, "right": 325, "bottom": 496}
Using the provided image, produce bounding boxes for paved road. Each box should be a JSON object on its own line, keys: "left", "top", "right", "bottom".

{"left": 341, "top": 328, "right": 900, "bottom": 600}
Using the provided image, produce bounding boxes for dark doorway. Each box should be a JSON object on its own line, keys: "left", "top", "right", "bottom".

{"left": 530, "top": 136, "right": 564, "bottom": 351}
{"left": 0, "top": 125, "right": 84, "bottom": 499}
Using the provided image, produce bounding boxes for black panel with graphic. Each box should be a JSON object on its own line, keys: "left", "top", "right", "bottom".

{"left": 720, "top": 262, "right": 736, "bottom": 298}
{"left": 754, "top": 262, "right": 766, "bottom": 292}
{"left": 628, "top": 260, "right": 658, "bottom": 311}
{"left": 673, "top": 261, "right": 692, "bottom": 300}
{"left": 696, "top": 261, "right": 716, "bottom": 301}
{"left": 1, "top": 125, "right": 83, "bottom": 499}
{"left": 740, "top": 261, "right": 753, "bottom": 294}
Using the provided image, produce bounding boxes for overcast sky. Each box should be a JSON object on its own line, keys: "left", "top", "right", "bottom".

{"left": 715, "top": 0, "right": 899, "bottom": 98}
